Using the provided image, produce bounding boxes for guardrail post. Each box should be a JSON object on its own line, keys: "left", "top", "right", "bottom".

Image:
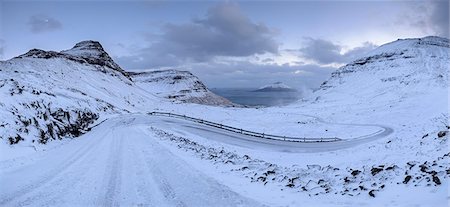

{"left": 303, "top": 138, "right": 306, "bottom": 142}
{"left": 321, "top": 138, "right": 323, "bottom": 142}
{"left": 240, "top": 129, "right": 243, "bottom": 133}
{"left": 283, "top": 136, "right": 286, "bottom": 141}
{"left": 262, "top": 133, "right": 265, "bottom": 138}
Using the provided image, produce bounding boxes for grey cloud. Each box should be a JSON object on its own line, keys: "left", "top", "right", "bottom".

{"left": 28, "top": 15, "right": 62, "bottom": 33}
{"left": 300, "top": 38, "right": 377, "bottom": 64}
{"left": 343, "top": 42, "right": 378, "bottom": 60}
{"left": 116, "top": 50, "right": 182, "bottom": 70}
{"left": 300, "top": 38, "right": 343, "bottom": 64}
{"left": 117, "top": 2, "right": 279, "bottom": 69}
{"left": 261, "top": 58, "right": 274, "bottom": 63}
{"left": 402, "top": 1, "right": 449, "bottom": 38}
{"left": 428, "top": 0, "right": 449, "bottom": 37}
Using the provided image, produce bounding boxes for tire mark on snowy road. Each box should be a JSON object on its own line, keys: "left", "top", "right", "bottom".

{"left": 11, "top": 134, "right": 111, "bottom": 207}
{"left": 139, "top": 140, "right": 187, "bottom": 207}
{"left": 103, "top": 128, "right": 124, "bottom": 207}
{"left": 0, "top": 128, "right": 110, "bottom": 206}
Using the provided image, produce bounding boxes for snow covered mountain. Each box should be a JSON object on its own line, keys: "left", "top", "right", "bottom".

{"left": 304, "top": 36, "right": 449, "bottom": 161}
{"left": 313, "top": 36, "right": 448, "bottom": 108}
{"left": 130, "top": 70, "right": 236, "bottom": 106}
{"left": 254, "top": 82, "right": 297, "bottom": 92}
{"left": 0, "top": 41, "right": 233, "bottom": 146}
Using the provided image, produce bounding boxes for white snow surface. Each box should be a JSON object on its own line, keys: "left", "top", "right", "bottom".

{"left": 1, "top": 37, "right": 449, "bottom": 206}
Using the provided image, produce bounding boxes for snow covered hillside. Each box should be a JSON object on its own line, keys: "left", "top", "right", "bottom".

{"left": 254, "top": 81, "right": 297, "bottom": 92}
{"left": 315, "top": 36, "right": 448, "bottom": 106}
{"left": 0, "top": 41, "right": 236, "bottom": 146}
{"left": 130, "top": 70, "right": 236, "bottom": 106}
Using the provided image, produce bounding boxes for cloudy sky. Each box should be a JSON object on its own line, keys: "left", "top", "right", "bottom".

{"left": 0, "top": 0, "right": 448, "bottom": 89}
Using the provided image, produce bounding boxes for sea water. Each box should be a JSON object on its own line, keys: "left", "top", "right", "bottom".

{"left": 211, "top": 88, "right": 301, "bottom": 107}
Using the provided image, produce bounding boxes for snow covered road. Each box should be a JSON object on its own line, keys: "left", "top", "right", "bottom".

{"left": 0, "top": 116, "right": 263, "bottom": 207}
{"left": 147, "top": 114, "right": 393, "bottom": 153}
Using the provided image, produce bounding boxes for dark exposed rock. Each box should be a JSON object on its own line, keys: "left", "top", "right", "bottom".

{"left": 351, "top": 170, "right": 361, "bottom": 176}
{"left": 371, "top": 167, "right": 384, "bottom": 176}
{"left": 419, "top": 163, "right": 429, "bottom": 173}
{"left": 437, "top": 131, "right": 447, "bottom": 138}
{"left": 403, "top": 175, "right": 412, "bottom": 184}
{"left": 385, "top": 165, "right": 397, "bottom": 171}
{"left": 368, "top": 190, "right": 376, "bottom": 197}
{"left": 432, "top": 175, "right": 441, "bottom": 185}
{"left": 8, "top": 134, "right": 24, "bottom": 145}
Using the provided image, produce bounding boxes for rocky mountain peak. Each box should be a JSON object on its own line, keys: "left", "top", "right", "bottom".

{"left": 61, "top": 40, "right": 126, "bottom": 75}
{"left": 15, "top": 40, "right": 129, "bottom": 78}
{"left": 71, "top": 40, "right": 104, "bottom": 51}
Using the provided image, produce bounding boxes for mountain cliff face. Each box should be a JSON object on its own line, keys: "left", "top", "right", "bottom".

{"left": 130, "top": 70, "right": 236, "bottom": 106}
{"left": 0, "top": 41, "right": 232, "bottom": 145}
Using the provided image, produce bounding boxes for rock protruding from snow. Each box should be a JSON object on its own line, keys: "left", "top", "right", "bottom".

{"left": 130, "top": 70, "right": 237, "bottom": 106}
{"left": 254, "top": 82, "right": 297, "bottom": 92}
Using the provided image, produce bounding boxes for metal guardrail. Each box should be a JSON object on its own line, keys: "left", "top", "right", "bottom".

{"left": 148, "top": 111, "right": 341, "bottom": 143}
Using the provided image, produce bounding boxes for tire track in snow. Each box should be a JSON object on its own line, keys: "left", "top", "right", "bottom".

{"left": 103, "top": 128, "right": 124, "bottom": 207}
{"left": 139, "top": 140, "right": 187, "bottom": 207}
{"left": 10, "top": 132, "right": 112, "bottom": 206}
{"left": 127, "top": 134, "right": 160, "bottom": 206}
{"left": 0, "top": 128, "right": 110, "bottom": 206}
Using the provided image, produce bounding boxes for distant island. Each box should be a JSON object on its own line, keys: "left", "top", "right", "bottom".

{"left": 253, "top": 82, "right": 297, "bottom": 92}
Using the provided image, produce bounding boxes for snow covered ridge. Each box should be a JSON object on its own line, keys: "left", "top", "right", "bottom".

{"left": 17, "top": 40, "right": 129, "bottom": 79}
{"left": 335, "top": 36, "right": 449, "bottom": 74}
{"left": 317, "top": 36, "right": 449, "bottom": 94}
{"left": 130, "top": 70, "right": 237, "bottom": 106}
{"left": 254, "top": 82, "right": 297, "bottom": 92}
